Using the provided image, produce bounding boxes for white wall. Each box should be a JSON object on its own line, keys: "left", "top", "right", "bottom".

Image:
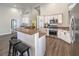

{"left": 21, "top": 8, "right": 32, "bottom": 26}
{"left": 40, "top": 3, "right": 69, "bottom": 27}
{"left": 21, "top": 8, "right": 39, "bottom": 27}
{"left": 0, "top": 6, "right": 21, "bottom": 35}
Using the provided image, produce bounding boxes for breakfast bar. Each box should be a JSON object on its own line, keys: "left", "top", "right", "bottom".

{"left": 16, "top": 27, "right": 46, "bottom": 56}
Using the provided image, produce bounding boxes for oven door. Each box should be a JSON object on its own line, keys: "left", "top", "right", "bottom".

{"left": 49, "top": 29, "right": 57, "bottom": 36}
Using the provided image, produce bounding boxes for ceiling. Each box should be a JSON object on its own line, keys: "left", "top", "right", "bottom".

{"left": 0, "top": 3, "right": 41, "bottom": 9}
{"left": 0, "top": 3, "right": 72, "bottom": 9}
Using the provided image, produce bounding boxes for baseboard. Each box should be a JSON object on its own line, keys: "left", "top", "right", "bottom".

{"left": 0, "top": 33, "right": 11, "bottom": 36}
{"left": 0, "top": 32, "right": 11, "bottom": 38}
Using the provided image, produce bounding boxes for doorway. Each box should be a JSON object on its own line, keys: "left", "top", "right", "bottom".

{"left": 11, "top": 19, "right": 17, "bottom": 33}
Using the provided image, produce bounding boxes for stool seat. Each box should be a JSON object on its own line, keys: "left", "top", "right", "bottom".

{"left": 11, "top": 36, "right": 17, "bottom": 40}
{"left": 14, "top": 42, "right": 30, "bottom": 56}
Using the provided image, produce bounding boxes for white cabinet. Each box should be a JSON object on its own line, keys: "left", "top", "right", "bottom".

{"left": 65, "top": 31, "right": 71, "bottom": 43}
{"left": 35, "top": 35, "right": 46, "bottom": 56}
{"left": 58, "top": 29, "right": 62, "bottom": 39}
{"left": 58, "top": 14, "right": 63, "bottom": 24}
{"left": 58, "top": 29, "right": 71, "bottom": 44}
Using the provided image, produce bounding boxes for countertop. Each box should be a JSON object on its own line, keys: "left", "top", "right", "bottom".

{"left": 57, "top": 27, "right": 69, "bottom": 31}
{"left": 44, "top": 27, "right": 69, "bottom": 31}
{"left": 16, "top": 27, "right": 46, "bottom": 38}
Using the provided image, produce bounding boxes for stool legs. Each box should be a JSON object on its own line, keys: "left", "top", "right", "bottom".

{"left": 27, "top": 48, "right": 30, "bottom": 56}
{"left": 14, "top": 49, "right": 18, "bottom": 56}
{"left": 8, "top": 42, "right": 12, "bottom": 56}
{"left": 12, "top": 46, "right": 15, "bottom": 56}
{"left": 19, "top": 48, "right": 30, "bottom": 56}
{"left": 20, "top": 53, "right": 23, "bottom": 56}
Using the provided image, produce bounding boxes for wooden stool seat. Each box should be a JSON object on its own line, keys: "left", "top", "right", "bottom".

{"left": 14, "top": 42, "right": 30, "bottom": 56}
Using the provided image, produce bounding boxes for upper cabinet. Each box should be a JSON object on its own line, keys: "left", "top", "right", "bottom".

{"left": 37, "top": 13, "right": 63, "bottom": 28}
{"left": 44, "top": 13, "right": 63, "bottom": 24}
{"left": 58, "top": 14, "right": 63, "bottom": 24}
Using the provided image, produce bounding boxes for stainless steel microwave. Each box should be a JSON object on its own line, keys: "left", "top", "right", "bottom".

{"left": 50, "top": 19, "right": 58, "bottom": 24}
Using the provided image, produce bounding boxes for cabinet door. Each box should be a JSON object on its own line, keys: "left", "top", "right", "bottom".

{"left": 61, "top": 30, "right": 66, "bottom": 40}
{"left": 58, "top": 14, "right": 62, "bottom": 24}
{"left": 36, "top": 35, "right": 46, "bottom": 56}
{"left": 65, "top": 32, "right": 71, "bottom": 43}
{"left": 62, "top": 30, "right": 71, "bottom": 44}
{"left": 58, "top": 29, "right": 62, "bottom": 39}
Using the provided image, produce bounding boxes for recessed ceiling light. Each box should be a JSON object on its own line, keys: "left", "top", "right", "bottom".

{"left": 11, "top": 8, "right": 18, "bottom": 12}
{"left": 13, "top": 5, "right": 16, "bottom": 7}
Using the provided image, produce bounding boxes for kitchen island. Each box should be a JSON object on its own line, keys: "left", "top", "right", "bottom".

{"left": 16, "top": 27, "right": 46, "bottom": 56}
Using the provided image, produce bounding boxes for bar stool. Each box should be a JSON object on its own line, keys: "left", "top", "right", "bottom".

{"left": 11, "top": 36, "right": 17, "bottom": 40}
{"left": 8, "top": 38, "right": 21, "bottom": 56}
{"left": 14, "top": 42, "right": 30, "bottom": 56}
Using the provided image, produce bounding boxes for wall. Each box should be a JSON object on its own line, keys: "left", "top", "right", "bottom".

{"left": 40, "top": 3, "right": 69, "bottom": 27}
{"left": 0, "top": 6, "right": 21, "bottom": 35}
{"left": 21, "top": 8, "right": 32, "bottom": 26}
{"left": 31, "top": 8, "right": 39, "bottom": 28}
{"left": 21, "top": 7, "right": 39, "bottom": 27}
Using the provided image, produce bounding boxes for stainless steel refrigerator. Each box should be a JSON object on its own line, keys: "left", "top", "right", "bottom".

{"left": 69, "top": 3, "right": 79, "bottom": 43}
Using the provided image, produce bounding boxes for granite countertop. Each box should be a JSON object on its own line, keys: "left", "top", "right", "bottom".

{"left": 16, "top": 27, "right": 46, "bottom": 38}
{"left": 16, "top": 27, "right": 38, "bottom": 35}
{"left": 57, "top": 27, "right": 69, "bottom": 31}
{"left": 48, "top": 27, "right": 69, "bottom": 31}
{"left": 39, "top": 31, "right": 46, "bottom": 38}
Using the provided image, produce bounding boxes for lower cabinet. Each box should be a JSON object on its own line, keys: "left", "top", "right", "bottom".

{"left": 58, "top": 29, "right": 71, "bottom": 44}
{"left": 65, "top": 32, "right": 71, "bottom": 43}
{"left": 35, "top": 35, "right": 46, "bottom": 56}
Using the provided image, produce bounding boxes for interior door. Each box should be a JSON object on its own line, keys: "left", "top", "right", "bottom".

{"left": 11, "top": 19, "right": 17, "bottom": 33}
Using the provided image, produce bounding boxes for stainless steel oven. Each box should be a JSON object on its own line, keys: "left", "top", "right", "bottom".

{"left": 49, "top": 29, "right": 57, "bottom": 36}
{"left": 48, "top": 25, "right": 58, "bottom": 36}
{"left": 49, "top": 30, "right": 57, "bottom": 35}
